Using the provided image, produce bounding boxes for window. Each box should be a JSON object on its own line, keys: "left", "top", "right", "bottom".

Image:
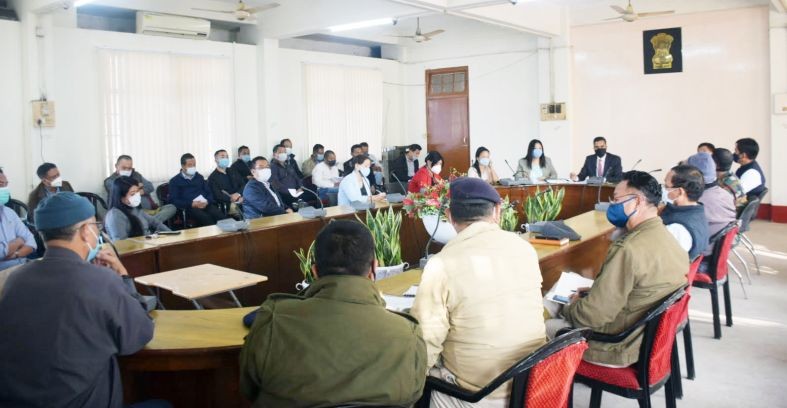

{"left": 98, "top": 49, "right": 235, "bottom": 182}
{"left": 303, "top": 64, "right": 383, "bottom": 161}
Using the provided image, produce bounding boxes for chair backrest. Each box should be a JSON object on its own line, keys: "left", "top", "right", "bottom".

{"left": 708, "top": 222, "right": 739, "bottom": 282}
{"left": 76, "top": 192, "right": 108, "bottom": 220}
{"left": 645, "top": 292, "right": 690, "bottom": 386}
{"left": 686, "top": 255, "right": 704, "bottom": 288}
{"left": 757, "top": 187, "right": 769, "bottom": 201}
{"left": 5, "top": 199, "right": 29, "bottom": 220}
{"left": 156, "top": 182, "right": 170, "bottom": 206}
{"left": 522, "top": 330, "right": 589, "bottom": 408}
{"left": 737, "top": 197, "right": 760, "bottom": 233}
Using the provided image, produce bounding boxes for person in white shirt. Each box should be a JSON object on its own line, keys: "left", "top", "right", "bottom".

{"left": 733, "top": 137, "right": 766, "bottom": 202}
{"left": 312, "top": 150, "right": 341, "bottom": 204}
{"left": 338, "top": 155, "right": 385, "bottom": 207}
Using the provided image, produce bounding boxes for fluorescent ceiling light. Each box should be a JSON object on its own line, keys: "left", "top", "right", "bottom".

{"left": 73, "top": 0, "right": 97, "bottom": 7}
{"left": 328, "top": 18, "right": 394, "bottom": 32}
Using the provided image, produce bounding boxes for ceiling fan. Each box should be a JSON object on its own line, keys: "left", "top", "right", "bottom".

{"left": 192, "top": 0, "right": 279, "bottom": 21}
{"left": 605, "top": 0, "right": 674, "bottom": 22}
{"left": 390, "top": 18, "right": 445, "bottom": 43}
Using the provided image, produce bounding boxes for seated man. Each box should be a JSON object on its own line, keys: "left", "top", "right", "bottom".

{"left": 269, "top": 144, "right": 304, "bottom": 209}
{"left": 243, "top": 156, "right": 292, "bottom": 219}
{"left": 342, "top": 144, "right": 364, "bottom": 176}
{"left": 28, "top": 162, "right": 74, "bottom": 220}
{"left": 571, "top": 136, "right": 623, "bottom": 183}
{"left": 207, "top": 149, "right": 245, "bottom": 214}
{"left": 231, "top": 145, "right": 253, "bottom": 181}
{"left": 713, "top": 148, "right": 747, "bottom": 211}
{"left": 688, "top": 152, "right": 736, "bottom": 253}
{"left": 103, "top": 154, "right": 176, "bottom": 224}
{"left": 0, "top": 192, "right": 153, "bottom": 406}
{"left": 661, "top": 164, "right": 710, "bottom": 261}
{"left": 300, "top": 144, "right": 324, "bottom": 178}
{"left": 546, "top": 171, "right": 687, "bottom": 367}
{"left": 279, "top": 138, "right": 304, "bottom": 179}
{"left": 240, "top": 220, "right": 426, "bottom": 407}
{"left": 0, "top": 169, "right": 37, "bottom": 271}
{"left": 391, "top": 143, "right": 422, "bottom": 184}
{"left": 168, "top": 153, "right": 226, "bottom": 227}
{"left": 733, "top": 137, "right": 766, "bottom": 202}
{"left": 412, "top": 177, "right": 546, "bottom": 406}
{"left": 311, "top": 150, "right": 341, "bottom": 202}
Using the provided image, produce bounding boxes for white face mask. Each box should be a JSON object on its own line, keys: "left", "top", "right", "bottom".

{"left": 277, "top": 153, "right": 288, "bottom": 162}
{"left": 128, "top": 192, "right": 142, "bottom": 208}
{"left": 662, "top": 187, "right": 675, "bottom": 205}
{"left": 50, "top": 176, "right": 63, "bottom": 188}
{"left": 479, "top": 158, "right": 490, "bottom": 166}
{"left": 255, "top": 168, "right": 272, "bottom": 183}
{"left": 118, "top": 170, "right": 132, "bottom": 177}
{"left": 185, "top": 167, "right": 197, "bottom": 176}
{"left": 285, "top": 147, "right": 293, "bottom": 155}
{"left": 359, "top": 167, "right": 371, "bottom": 177}
{"left": 431, "top": 165, "right": 442, "bottom": 175}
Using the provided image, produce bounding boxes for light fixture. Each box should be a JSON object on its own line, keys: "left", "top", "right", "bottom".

{"left": 73, "top": 0, "right": 97, "bottom": 7}
{"left": 328, "top": 18, "right": 394, "bottom": 33}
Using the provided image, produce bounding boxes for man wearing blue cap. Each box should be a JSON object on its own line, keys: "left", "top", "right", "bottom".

{"left": 411, "top": 177, "right": 546, "bottom": 407}
{"left": 0, "top": 192, "right": 154, "bottom": 407}
{"left": 688, "top": 152, "right": 736, "bottom": 255}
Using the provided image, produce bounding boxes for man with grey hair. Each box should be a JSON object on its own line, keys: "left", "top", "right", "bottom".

{"left": 688, "top": 152, "right": 736, "bottom": 254}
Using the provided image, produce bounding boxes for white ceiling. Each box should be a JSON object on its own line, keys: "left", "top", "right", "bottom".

{"left": 556, "top": 0, "right": 771, "bottom": 26}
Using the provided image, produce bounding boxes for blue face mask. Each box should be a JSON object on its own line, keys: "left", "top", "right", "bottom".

{"left": 86, "top": 227, "right": 103, "bottom": 263}
{"left": 218, "top": 158, "right": 230, "bottom": 169}
{"left": 532, "top": 148, "right": 543, "bottom": 158}
{"left": 359, "top": 167, "right": 371, "bottom": 177}
{"left": 0, "top": 187, "right": 10, "bottom": 206}
{"left": 606, "top": 196, "right": 637, "bottom": 228}
{"left": 241, "top": 154, "right": 251, "bottom": 163}
{"left": 316, "top": 154, "right": 324, "bottom": 162}
{"left": 732, "top": 153, "right": 740, "bottom": 163}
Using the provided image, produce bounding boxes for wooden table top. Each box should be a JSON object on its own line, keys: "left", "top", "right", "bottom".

{"left": 530, "top": 210, "right": 613, "bottom": 259}
{"left": 135, "top": 264, "right": 268, "bottom": 300}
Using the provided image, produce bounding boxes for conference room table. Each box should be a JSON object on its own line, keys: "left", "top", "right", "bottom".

{"left": 119, "top": 206, "right": 616, "bottom": 407}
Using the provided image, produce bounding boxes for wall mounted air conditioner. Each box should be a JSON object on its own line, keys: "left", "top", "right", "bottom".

{"left": 136, "top": 12, "right": 210, "bottom": 40}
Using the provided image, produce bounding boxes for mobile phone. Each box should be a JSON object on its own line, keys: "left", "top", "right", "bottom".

{"left": 157, "top": 231, "right": 182, "bottom": 236}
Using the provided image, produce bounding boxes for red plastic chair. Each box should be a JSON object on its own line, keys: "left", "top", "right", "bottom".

{"left": 415, "top": 328, "right": 590, "bottom": 408}
{"left": 693, "top": 222, "right": 739, "bottom": 339}
{"left": 573, "top": 288, "right": 687, "bottom": 408}
{"left": 671, "top": 255, "right": 703, "bottom": 399}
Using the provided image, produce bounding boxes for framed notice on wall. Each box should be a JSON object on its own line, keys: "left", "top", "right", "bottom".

{"left": 643, "top": 27, "right": 682, "bottom": 74}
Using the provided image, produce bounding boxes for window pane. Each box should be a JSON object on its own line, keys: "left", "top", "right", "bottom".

{"left": 442, "top": 73, "right": 454, "bottom": 93}
{"left": 454, "top": 72, "right": 466, "bottom": 92}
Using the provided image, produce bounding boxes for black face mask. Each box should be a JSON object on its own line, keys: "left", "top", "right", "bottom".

{"left": 327, "top": 160, "right": 337, "bottom": 167}
{"left": 595, "top": 148, "right": 606, "bottom": 158}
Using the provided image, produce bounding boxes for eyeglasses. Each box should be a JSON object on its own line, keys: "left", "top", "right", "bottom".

{"left": 610, "top": 194, "right": 639, "bottom": 204}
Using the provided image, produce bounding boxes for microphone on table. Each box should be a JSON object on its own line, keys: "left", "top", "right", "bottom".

{"left": 297, "top": 185, "right": 327, "bottom": 218}
{"left": 630, "top": 158, "right": 642, "bottom": 171}
{"left": 594, "top": 166, "right": 612, "bottom": 211}
{"left": 500, "top": 160, "right": 528, "bottom": 186}
{"left": 648, "top": 168, "right": 662, "bottom": 174}
{"left": 388, "top": 172, "right": 407, "bottom": 203}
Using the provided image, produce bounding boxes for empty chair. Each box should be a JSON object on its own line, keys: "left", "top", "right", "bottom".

{"left": 692, "top": 222, "right": 738, "bottom": 339}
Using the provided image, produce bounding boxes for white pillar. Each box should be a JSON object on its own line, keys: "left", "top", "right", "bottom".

{"left": 769, "top": 11, "right": 787, "bottom": 221}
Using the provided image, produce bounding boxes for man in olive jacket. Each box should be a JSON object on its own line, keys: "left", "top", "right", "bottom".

{"left": 549, "top": 171, "right": 687, "bottom": 367}
{"left": 240, "top": 220, "right": 427, "bottom": 407}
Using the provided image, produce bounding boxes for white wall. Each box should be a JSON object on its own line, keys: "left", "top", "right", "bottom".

{"left": 401, "top": 31, "right": 541, "bottom": 178}
{"left": 571, "top": 7, "right": 771, "bottom": 193}
{"left": 26, "top": 28, "right": 259, "bottom": 194}
{"left": 770, "top": 12, "right": 787, "bottom": 211}
{"left": 0, "top": 21, "right": 25, "bottom": 199}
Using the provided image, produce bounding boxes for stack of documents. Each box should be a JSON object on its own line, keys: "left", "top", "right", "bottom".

{"left": 545, "top": 272, "right": 594, "bottom": 305}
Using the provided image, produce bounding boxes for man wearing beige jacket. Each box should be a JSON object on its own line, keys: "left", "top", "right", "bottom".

{"left": 412, "top": 177, "right": 546, "bottom": 407}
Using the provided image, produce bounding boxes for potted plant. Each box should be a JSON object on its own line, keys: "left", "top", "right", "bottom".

{"left": 499, "top": 195, "right": 520, "bottom": 232}
{"left": 524, "top": 187, "right": 565, "bottom": 222}
{"left": 402, "top": 179, "right": 456, "bottom": 244}
{"left": 357, "top": 207, "right": 408, "bottom": 280}
{"left": 293, "top": 240, "right": 315, "bottom": 291}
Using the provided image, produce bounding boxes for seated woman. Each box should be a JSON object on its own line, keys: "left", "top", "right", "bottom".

{"left": 516, "top": 139, "right": 558, "bottom": 182}
{"left": 338, "top": 155, "right": 386, "bottom": 206}
{"left": 467, "top": 146, "right": 500, "bottom": 185}
{"left": 105, "top": 176, "right": 171, "bottom": 240}
{"left": 408, "top": 151, "right": 444, "bottom": 193}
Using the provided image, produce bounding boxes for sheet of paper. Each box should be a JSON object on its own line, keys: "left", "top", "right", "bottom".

{"left": 193, "top": 195, "right": 208, "bottom": 203}
{"left": 330, "top": 177, "right": 343, "bottom": 183}
{"left": 288, "top": 189, "right": 303, "bottom": 198}
{"left": 382, "top": 295, "right": 415, "bottom": 312}
{"left": 403, "top": 285, "right": 418, "bottom": 297}
{"left": 545, "top": 272, "right": 595, "bottom": 305}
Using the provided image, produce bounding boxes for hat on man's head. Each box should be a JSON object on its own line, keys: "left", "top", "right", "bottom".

{"left": 35, "top": 192, "right": 95, "bottom": 231}
{"left": 450, "top": 177, "right": 501, "bottom": 204}
{"left": 687, "top": 152, "right": 717, "bottom": 184}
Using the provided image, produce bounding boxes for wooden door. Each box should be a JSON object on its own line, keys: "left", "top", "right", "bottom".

{"left": 426, "top": 67, "right": 470, "bottom": 174}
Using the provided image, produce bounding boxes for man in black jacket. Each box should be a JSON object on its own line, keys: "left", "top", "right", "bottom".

{"left": 571, "top": 136, "right": 623, "bottom": 182}
{"left": 390, "top": 144, "right": 421, "bottom": 185}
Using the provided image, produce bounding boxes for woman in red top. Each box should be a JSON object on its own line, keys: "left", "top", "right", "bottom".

{"left": 408, "top": 151, "right": 444, "bottom": 193}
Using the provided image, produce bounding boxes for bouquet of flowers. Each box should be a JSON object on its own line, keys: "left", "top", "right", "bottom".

{"left": 402, "top": 180, "right": 450, "bottom": 219}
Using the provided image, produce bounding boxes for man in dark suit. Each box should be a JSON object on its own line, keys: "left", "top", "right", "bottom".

{"left": 571, "top": 136, "right": 623, "bottom": 182}
{"left": 28, "top": 163, "right": 75, "bottom": 222}
{"left": 243, "top": 156, "right": 293, "bottom": 219}
{"left": 390, "top": 144, "right": 422, "bottom": 185}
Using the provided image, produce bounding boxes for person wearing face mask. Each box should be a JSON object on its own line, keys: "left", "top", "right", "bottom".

{"left": 571, "top": 136, "right": 623, "bottom": 183}
{"left": 27, "top": 162, "right": 75, "bottom": 222}
{"left": 515, "top": 139, "right": 557, "bottom": 183}
{"left": 243, "top": 156, "right": 293, "bottom": 219}
{"left": 168, "top": 153, "right": 226, "bottom": 227}
{"left": 311, "top": 150, "right": 341, "bottom": 204}
{"left": 208, "top": 149, "right": 245, "bottom": 214}
{"left": 103, "top": 155, "right": 177, "bottom": 225}
{"left": 301, "top": 144, "right": 325, "bottom": 178}
{"left": 240, "top": 220, "right": 426, "bottom": 407}
{"left": 543, "top": 171, "right": 687, "bottom": 368}
{"left": 0, "top": 192, "right": 153, "bottom": 407}
{"left": 687, "top": 152, "right": 735, "bottom": 256}
{"left": 231, "top": 145, "right": 254, "bottom": 181}
{"left": 391, "top": 144, "right": 422, "bottom": 184}
{"left": 279, "top": 138, "right": 304, "bottom": 179}
{"left": 270, "top": 144, "right": 309, "bottom": 209}
{"left": 467, "top": 146, "right": 500, "bottom": 185}
{"left": 733, "top": 137, "right": 766, "bottom": 202}
{"left": 712, "top": 148, "right": 747, "bottom": 211}
{"left": 408, "top": 151, "right": 444, "bottom": 194}
{"left": 411, "top": 177, "right": 545, "bottom": 406}
{"left": 105, "top": 176, "right": 172, "bottom": 241}
{"left": 338, "top": 155, "right": 386, "bottom": 206}
{"left": 0, "top": 169, "right": 37, "bottom": 271}
{"left": 660, "top": 164, "right": 710, "bottom": 261}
